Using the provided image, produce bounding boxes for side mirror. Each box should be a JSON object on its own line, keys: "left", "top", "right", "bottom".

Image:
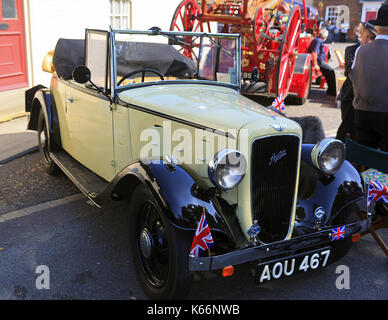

{"left": 251, "top": 66, "right": 258, "bottom": 82}
{"left": 72, "top": 65, "right": 91, "bottom": 84}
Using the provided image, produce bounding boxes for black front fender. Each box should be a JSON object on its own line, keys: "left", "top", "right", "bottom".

{"left": 98, "top": 160, "right": 246, "bottom": 246}
{"left": 295, "top": 144, "right": 365, "bottom": 233}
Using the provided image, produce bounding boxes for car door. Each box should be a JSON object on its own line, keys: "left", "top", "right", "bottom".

{"left": 66, "top": 30, "right": 115, "bottom": 182}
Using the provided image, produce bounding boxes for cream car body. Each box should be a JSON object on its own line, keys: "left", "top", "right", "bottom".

{"left": 25, "top": 28, "right": 370, "bottom": 300}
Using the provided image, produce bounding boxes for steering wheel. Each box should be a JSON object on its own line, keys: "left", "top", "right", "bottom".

{"left": 117, "top": 68, "right": 164, "bottom": 86}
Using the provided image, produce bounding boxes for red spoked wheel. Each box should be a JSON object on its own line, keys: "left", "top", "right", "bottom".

{"left": 276, "top": 6, "right": 301, "bottom": 97}
{"left": 253, "top": 7, "right": 264, "bottom": 42}
{"left": 170, "top": 0, "right": 211, "bottom": 61}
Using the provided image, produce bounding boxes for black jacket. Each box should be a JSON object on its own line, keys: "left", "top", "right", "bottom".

{"left": 337, "top": 43, "right": 359, "bottom": 103}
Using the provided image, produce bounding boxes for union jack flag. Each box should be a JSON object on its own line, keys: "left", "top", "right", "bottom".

{"left": 190, "top": 208, "right": 214, "bottom": 257}
{"left": 272, "top": 94, "right": 285, "bottom": 112}
{"left": 367, "top": 180, "right": 388, "bottom": 206}
{"left": 331, "top": 226, "right": 346, "bottom": 241}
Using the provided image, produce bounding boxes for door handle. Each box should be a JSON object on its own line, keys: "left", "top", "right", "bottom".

{"left": 66, "top": 97, "right": 74, "bottom": 103}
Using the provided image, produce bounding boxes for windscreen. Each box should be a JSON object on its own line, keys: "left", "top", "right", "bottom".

{"left": 113, "top": 30, "right": 239, "bottom": 88}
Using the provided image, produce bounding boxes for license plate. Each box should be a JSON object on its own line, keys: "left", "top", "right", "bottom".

{"left": 256, "top": 248, "right": 331, "bottom": 283}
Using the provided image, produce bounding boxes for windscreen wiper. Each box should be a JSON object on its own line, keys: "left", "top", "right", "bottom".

{"left": 148, "top": 27, "right": 192, "bottom": 47}
{"left": 202, "top": 33, "right": 234, "bottom": 56}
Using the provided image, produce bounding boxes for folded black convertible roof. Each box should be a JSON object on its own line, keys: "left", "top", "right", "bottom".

{"left": 52, "top": 38, "right": 196, "bottom": 81}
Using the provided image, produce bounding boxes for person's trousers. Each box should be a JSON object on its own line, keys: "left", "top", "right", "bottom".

{"left": 336, "top": 100, "right": 355, "bottom": 142}
{"left": 354, "top": 109, "right": 388, "bottom": 152}
{"left": 318, "top": 61, "right": 337, "bottom": 95}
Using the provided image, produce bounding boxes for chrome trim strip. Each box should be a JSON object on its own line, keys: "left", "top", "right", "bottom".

{"left": 117, "top": 97, "right": 236, "bottom": 140}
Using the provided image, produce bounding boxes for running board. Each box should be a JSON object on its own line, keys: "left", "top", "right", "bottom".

{"left": 49, "top": 150, "right": 109, "bottom": 207}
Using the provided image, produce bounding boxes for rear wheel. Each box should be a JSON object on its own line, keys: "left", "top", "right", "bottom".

{"left": 128, "top": 184, "right": 192, "bottom": 299}
{"left": 37, "top": 109, "right": 59, "bottom": 175}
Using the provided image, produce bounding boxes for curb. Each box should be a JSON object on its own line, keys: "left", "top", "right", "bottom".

{"left": 0, "top": 145, "right": 38, "bottom": 166}
{"left": 0, "top": 112, "right": 28, "bottom": 124}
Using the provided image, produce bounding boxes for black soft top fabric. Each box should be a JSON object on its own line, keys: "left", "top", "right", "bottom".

{"left": 52, "top": 38, "right": 196, "bottom": 80}
{"left": 115, "top": 41, "right": 196, "bottom": 78}
{"left": 53, "top": 39, "right": 85, "bottom": 80}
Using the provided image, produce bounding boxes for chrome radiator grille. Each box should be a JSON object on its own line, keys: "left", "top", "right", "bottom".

{"left": 251, "top": 135, "right": 300, "bottom": 243}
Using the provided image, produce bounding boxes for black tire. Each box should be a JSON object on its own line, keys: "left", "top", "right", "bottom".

{"left": 128, "top": 184, "right": 192, "bottom": 299}
{"left": 37, "top": 109, "right": 59, "bottom": 175}
{"left": 329, "top": 237, "right": 352, "bottom": 264}
{"left": 328, "top": 209, "right": 353, "bottom": 264}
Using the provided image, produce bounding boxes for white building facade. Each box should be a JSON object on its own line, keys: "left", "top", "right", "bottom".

{"left": 0, "top": 0, "right": 181, "bottom": 92}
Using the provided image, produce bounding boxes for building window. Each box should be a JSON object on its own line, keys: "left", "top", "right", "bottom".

{"left": 326, "top": 6, "right": 340, "bottom": 26}
{"left": 110, "top": 0, "right": 132, "bottom": 29}
{"left": 326, "top": 5, "right": 349, "bottom": 27}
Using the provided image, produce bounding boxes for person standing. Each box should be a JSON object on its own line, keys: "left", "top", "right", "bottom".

{"left": 340, "top": 22, "right": 349, "bottom": 42}
{"left": 336, "top": 21, "right": 376, "bottom": 142}
{"left": 350, "top": 5, "right": 388, "bottom": 152}
{"left": 334, "top": 25, "right": 340, "bottom": 42}
{"left": 326, "top": 20, "right": 335, "bottom": 43}
{"left": 308, "top": 29, "right": 337, "bottom": 96}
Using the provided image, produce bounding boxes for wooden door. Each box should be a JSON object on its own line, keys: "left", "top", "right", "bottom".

{"left": 0, "top": 0, "right": 27, "bottom": 92}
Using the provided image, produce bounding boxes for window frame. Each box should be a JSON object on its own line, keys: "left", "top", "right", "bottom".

{"left": 85, "top": 29, "right": 111, "bottom": 95}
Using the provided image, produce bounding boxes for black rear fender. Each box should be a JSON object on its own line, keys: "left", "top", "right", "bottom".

{"left": 26, "top": 86, "right": 61, "bottom": 150}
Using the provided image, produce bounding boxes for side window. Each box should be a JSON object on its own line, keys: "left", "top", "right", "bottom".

{"left": 85, "top": 29, "right": 109, "bottom": 91}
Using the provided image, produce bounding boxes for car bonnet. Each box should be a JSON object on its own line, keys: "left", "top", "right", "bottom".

{"left": 117, "top": 83, "right": 290, "bottom": 135}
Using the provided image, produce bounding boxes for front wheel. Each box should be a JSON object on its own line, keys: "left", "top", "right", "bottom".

{"left": 128, "top": 184, "right": 192, "bottom": 299}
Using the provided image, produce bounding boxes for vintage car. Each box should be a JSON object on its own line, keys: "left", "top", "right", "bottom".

{"left": 25, "top": 28, "right": 370, "bottom": 299}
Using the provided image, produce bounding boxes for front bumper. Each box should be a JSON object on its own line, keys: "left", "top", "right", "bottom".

{"left": 189, "top": 218, "right": 371, "bottom": 271}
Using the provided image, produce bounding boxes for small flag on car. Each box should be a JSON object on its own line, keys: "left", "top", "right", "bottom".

{"left": 367, "top": 180, "right": 388, "bottom": 206}
{"left": 331, "top": 226, "right": 346, "bottom": 241}
{"left": 190, "top": 207, "right": 214, "bottom": 257}
{"left": 272, "top": 94, "right": 285, "bottom": 112}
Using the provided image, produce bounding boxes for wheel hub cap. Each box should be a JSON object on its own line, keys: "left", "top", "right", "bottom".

{"left": 139, "top": 228, "right": 152, "bottom": 259}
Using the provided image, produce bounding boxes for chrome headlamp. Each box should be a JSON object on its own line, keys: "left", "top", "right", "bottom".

{"left": 311, "top": 138, "right": 345, "bottom": 175}
{"left": 208, "top": 149, "right": 247, "bottom": 190}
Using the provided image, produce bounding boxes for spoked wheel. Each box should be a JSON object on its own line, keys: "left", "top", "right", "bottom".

{"left": 37, "top": 109, "right": 59, "bottom": 175}
{"left": 170, "top": 0, "right": 211, "bottom": 62}
{"left": 253, "top": 7, "right": 264, "bottom": 42}
{"left": 129, "top": 185, "right": 192, "bottom": 299}
{"left": 276, "top": 6, "right": 301, "bottom": 97}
